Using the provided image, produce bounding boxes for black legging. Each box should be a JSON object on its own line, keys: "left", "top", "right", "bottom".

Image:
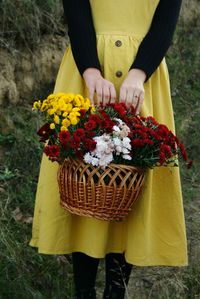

{"left": 72, "top": 252, "right": 132, "bottom": 298}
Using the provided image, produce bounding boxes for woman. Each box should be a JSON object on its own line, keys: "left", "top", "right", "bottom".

{"left": 29, "top": 0, "right": 187, "bottom": 298}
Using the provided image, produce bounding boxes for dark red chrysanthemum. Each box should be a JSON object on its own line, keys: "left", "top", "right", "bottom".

{"left": 84, "top": 138, "right": 97, "bottom": 151}
{"left": 59, "top": 130, "right": 71, "bottom": 144}
{"left": 70, "top": 139, "right": 80, "bottom": 149}
{"left": 88, "top": 114, "right": 100, "bottom": 123}
{"left": 74, "top": 128, "right": 85, "bottom": 139}
{"left": 37, "top": 123, "right": 51, "bottom": 142}
{"left": 84, "top": 120, "right": 96, "bottom": 130}
{"left": 131, "top": 138, "right": 146, "bottom": 147}
{"left": 44, "top": 144, "right": 60, "bottom": 157}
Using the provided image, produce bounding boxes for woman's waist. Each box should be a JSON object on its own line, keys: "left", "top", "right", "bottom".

{"left": 95, "top": 31, "right": 145, "bottom": 45}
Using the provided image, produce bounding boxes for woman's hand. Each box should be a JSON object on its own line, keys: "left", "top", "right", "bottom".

{"left": 83, "top": 68, "right": 116, "bottom": 106}
{"left": 119, "top": 69, "right": 146, "bottom": 114}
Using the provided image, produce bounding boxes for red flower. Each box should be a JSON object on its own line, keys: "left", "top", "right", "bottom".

{"left": 131, "top": 138, "right": 146, "bottom": 147}
{"left": 99, "top": 120, "right": 109, "bottom": 129}
{"left": 86, "top": 131, "right": 96, "bottom": 138}
{"left": 89, "top": 114, "right": 100, "bottom": 123}
{"left": 159, "top": 151, "right": 166, "bottom": 165}
{"left": 70, "top": 139, "right": 80, "bottom": 149}
{"left": 84, "top": 138, "right": 97, "bottom": 151}
{"left": 44, "top": 144, "right": 60, "bottom": 157}
{"left": 74, "top": 128, "right": 85, "bottom": 140}
{"left": 79, "top": 109, "right": 87, "bottom": 118}
{"left": 59, "top": 130, "right": 71, "bottom": 144}
{"left": 114, "top": 103, "right": 127, "bottom": 116}
{"left": 37, "top": 123, "right": 51, "bottom": 142}
{"left": 84, "top": 120, "right": 96, "bottom": 130}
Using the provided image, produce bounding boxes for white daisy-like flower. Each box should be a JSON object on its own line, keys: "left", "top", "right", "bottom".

{"left": 113, "top": 125, "right": 120, "bottom": 132}
{"left": 123, "top": 154, "right": 132, "bottom": 160}
{"left": 122, "top": 137, "right": 131, "bottom": 149}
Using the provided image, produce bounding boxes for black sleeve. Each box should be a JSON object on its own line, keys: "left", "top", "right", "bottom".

{"left": 62, "top": 0, "right": 101, "bottom": 76}
{"left": 130, "top": 0, "right": 182, "bottom": 82}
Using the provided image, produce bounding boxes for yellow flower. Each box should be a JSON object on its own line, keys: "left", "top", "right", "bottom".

{"left": 54, "top": 115, "right": 60, "bottom": 124}
{"left": 70, "top": 117, "right": 79, "bottom": 125}
{"left": 33, "top": 100, "right": 41, "bottom": 110}
{"left": 50, "top": 123, "right": 55, "bottom": 129}
{"left": 47, "top": 94, "right": 55, "bottom": 100}
{"left": 62, "top": 118, "right": 71, "bottom": 127}
{"left": 91, "top": 106, "right": 96, "bottom": 113}
{"left": 47, "top": 108, "right": 56, "bottom": 115}
{"left": 63, "top": 111, "right": 68, "bottom": 117}
{"left": 61, "top": 126, "right": 67, "bottom": 131}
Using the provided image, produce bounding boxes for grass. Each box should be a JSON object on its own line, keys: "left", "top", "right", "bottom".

{"left": 0, "top": 0, "right": 64, "bottom": 49}
{"left": 0, "top": 12, "right": 200, "bottom": 299}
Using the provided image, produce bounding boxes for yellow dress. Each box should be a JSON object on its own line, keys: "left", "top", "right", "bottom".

{"left": 29, "top": 0, "right": 188, "bottom": 266}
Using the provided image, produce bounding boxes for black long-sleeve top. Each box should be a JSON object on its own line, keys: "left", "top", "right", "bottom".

{"left": 62, "top": 0, "right": 182, "bottom": 82}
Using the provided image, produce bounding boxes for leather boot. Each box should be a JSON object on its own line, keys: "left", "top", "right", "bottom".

{"left": 74, "top": 287, "right": 96, "bottom": 299}
{"left": 102, "top": 285, "right": 126, "bottom": 299}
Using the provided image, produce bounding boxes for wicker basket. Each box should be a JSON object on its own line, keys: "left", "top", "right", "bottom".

{"left": 57, "top": 157, "right": 145, "bottom": 221}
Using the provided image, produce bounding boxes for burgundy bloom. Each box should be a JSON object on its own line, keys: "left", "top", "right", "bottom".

{"left": 88, "top": 114, "right": 100, "bottom": 123}
{"left": 84, "top": 120, "right": 96, "bottom": 130}
{"left": 74, "top": 128, "right": 85, "bottom": 140}
{"left": 84, "top": 138, "right": 97, "bottom": 151}
{"left": 44, "top": 144, "right": 60, "bottom": 157}
{"left": 37, "top": 123, "right": 51, "bottom": 142}
{"left": 70, "top": 139, "right": 80, "bottom": 149}
{"left": 59, "top": 130, "right": 71, "bottom": 144}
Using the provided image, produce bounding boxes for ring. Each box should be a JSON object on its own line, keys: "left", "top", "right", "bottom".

{"left": 134, "top": 95, "right": 139, "bottom": 98}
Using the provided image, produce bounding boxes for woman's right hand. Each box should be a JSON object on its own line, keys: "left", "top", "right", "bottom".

{"left": 83, "top": 68, "right": 116, "bottom": 106}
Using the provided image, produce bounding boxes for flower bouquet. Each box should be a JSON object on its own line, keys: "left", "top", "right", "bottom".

{"left": 33, "top": 92, "right": 191, "bottom": 221}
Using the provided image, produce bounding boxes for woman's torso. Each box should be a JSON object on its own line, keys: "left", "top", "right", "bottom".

{"left": 89, "top": 0, "right": 160, "bottom": 37}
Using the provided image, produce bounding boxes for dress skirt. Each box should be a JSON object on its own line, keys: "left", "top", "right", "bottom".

{"left": 29, "top": 0, "right": 188, "bottom": 266}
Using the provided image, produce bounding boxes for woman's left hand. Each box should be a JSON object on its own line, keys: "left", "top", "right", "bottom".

{"left": 119, "top": 68, "right": 146, "bottom": 115}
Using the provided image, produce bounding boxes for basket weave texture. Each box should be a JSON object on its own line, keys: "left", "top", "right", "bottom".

{"left": 57, "top": 157, "right": 145, "bottom": 221}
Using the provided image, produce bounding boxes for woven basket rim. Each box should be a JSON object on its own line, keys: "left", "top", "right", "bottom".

{"left": 62, "top": 157, "right": 146, "bottom": 174}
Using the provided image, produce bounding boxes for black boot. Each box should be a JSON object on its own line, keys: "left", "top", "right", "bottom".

{"left": 102, "top": 253, "right": 132, "bottom": 299}
{"left": 72, "top": 252, "right": 100, "bottom": 299}
{"left": 103, "top": 286, "right": 126, "bottom": 299}
{"left": 74, "top": 287, "right": 96, "bottom": 299}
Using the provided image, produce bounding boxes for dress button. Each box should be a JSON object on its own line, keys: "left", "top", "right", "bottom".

{"left": 116, "top": 70, "right": 123, "bottom": 78}
{"left": 115, "top": 40, "right": 122, "bottom": 47}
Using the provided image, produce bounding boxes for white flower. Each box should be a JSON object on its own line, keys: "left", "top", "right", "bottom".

{"left": 114, "top": 118, "right": 123, "bottom": 126}
{"left": 113, "top": 137, "right": 121, "bottom": 146}
{"left": 123, "top": 154, "right": 132, "bottom": 160}
{"left": 116, "top": 145, "right": 123, "bottom": 153}
{"left": 113, "top": 125, "right": 120, "bottom": 132}
{"left": 122, "top": 137, "right": 131, "bottom": 149}
{"left": 91, "top": 157, "right": 99, "bottom": 166}
{"left": 83, "top": 152, "right": 93, "bottom": 164}
{"left": 122, "top": 148, "right": 130, "bottom": 154}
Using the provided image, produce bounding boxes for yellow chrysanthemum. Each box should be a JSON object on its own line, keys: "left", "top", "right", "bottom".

{"left": 50, "top": 123, "right": 55, "bottom": 129}
{"left": 33, "top": 100, "right": 41, "bottom": 110}
{"left": 70, "top": 117, "right": 79, "bottom": 125}
{"left": 63, "top": 111, "right": 68, "bottom": 117}
{"left": 61, "top": 126, "right": 67, "bottom": 131}
{"left": 62, "top": 118, "right": 71, "bottom": 127}
{"left": 90, "top": 106, "right": 96, "bottom": 113}
{"left": 54, "top": 115, "right": 60, "bottom": 124}
{"left": 47, "top": 108, "right": 56, "bottom": 115}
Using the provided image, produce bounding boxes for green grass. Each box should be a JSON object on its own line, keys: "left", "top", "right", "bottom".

{"left": 0, "top": 0, "right": 64, "bottom": 49}
{"left": 0, "top": 15, "right": 200, "bottom": 299}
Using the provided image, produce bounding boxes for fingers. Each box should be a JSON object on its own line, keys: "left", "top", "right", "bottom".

{"left": 88, "top": 80, "right": 116, "bottom": 106}
{"left": 119, "top": 85, "right": 145, "bottom": 115}
{"left": 135, "top": 91, "right": 144, "bottom": 115}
